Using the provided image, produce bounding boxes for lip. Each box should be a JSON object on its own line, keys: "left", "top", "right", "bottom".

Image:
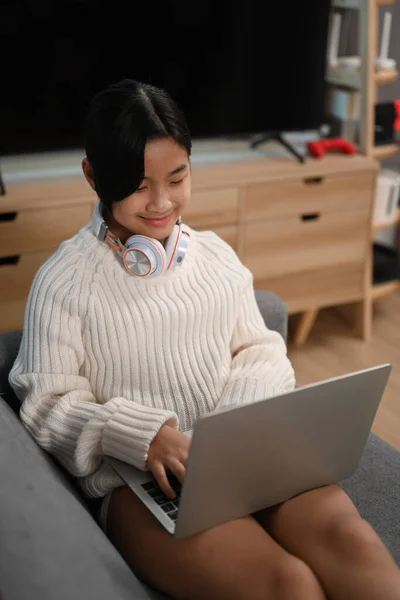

{"left": 139, "top": 214, "right": 173, "bottom": 227}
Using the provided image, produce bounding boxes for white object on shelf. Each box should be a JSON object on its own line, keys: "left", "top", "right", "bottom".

{"left": 380, "top": 12, "right": 391, "bottom": 61}
{"left": 328, "top": 12, "right": 342, "bottom": 67}
{"left": 373, "top": 169, "right": 400, "bottom": 226}
{"left": 332, "top": 0, "right": 360, "bottom": 8}
{"left": 375, "top": 57, "right": 397, "bottom": 70}
{"left": 327, "top": 10, "right": 361, "bottom": 72}
{"left": 375, "top": 12, "right": 397, "bottom": 71}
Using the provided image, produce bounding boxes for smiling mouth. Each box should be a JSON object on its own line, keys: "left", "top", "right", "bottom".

{"left": 139, "top": 214, "right": 173, "bottom": 226}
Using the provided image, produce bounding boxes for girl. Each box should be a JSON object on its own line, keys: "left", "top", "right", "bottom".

{"left": 10, "top": 79, "right": 400, "bottom": 600}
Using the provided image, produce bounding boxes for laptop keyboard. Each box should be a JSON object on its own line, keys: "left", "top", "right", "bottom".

{"left": 141, "top": 473, "right": 182, "bottom": 523}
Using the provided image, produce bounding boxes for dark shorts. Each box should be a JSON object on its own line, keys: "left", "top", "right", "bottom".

{"left": 87, "top": 493, "right": 112, "bottom": 533}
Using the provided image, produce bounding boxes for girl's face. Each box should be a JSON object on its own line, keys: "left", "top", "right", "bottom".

{"left": 83, "top": 137, "right": 191, "bottom": 242}
{"left": 100, "top": 138, "right": 191, "bottom": 243}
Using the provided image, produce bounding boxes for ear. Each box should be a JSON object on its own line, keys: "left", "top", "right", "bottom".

{"left": 82, "top": 157, "right": 96, "bottom": 191}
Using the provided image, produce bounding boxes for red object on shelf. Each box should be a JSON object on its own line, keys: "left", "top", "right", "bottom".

{"left": 307, "top": 137, "right": 357, "bottom": 159}
{"left": 394, "top": 100, "right": 400, "bottom": 132}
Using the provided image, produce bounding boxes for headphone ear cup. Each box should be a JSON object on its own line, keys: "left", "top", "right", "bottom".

{"left": 164, "top": 225, "right": 190, "bottom": 269}
{"left": 124, "top": 235, "right": 167, "bottom": 277}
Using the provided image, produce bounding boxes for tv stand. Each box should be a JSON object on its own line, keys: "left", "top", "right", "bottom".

{"left": 250, "top": 131, "right": 306, "bottom": 164}
{"left": 0, "top": 144, "right": 377, "bottom": 346}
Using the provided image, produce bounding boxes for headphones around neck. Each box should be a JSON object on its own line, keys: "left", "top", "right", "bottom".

{"left": 91, "top": 201, "right": 190, "bottom": 278}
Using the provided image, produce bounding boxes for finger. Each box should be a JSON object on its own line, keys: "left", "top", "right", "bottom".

{"left": 152, "top": 462, "right": 175, "bottom": 499}
{"left": 178, "top": 450, "right": 189, "bottom": 468}
{"left": 170, "top": 460, "right": 186, "bottom": 485}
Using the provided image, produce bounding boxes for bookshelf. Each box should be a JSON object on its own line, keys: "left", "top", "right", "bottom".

{"left": 373, "top": 207, "right": 400, "bottom": 231}
{"left": 326, "top": 0, "right": 399, "bottom": 339}
{"left": 374, "top": 68, "right": 399, "bottom": 83}
{"left": 371, "top": 143, "right": 399, "bottom": 158}
{"left": 326, "top": 66, "right": 398, "bottom": 89}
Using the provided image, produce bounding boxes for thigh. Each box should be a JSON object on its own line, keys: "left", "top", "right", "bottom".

{"left": 256, "top": 484, "right": 360, "bottom": 553}
{"left": 106, "top": 486, "right": 304, "bottom": 600}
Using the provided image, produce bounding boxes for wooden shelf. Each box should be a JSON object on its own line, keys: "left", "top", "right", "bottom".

{"left": 373, "top": 208, "right": 400, "bottom": 231}
{"left": 374, "top": 69, "right": 399, "bottom": 85}
{"left": 326, "top": 68, "right": 397, "bottom": 90}
{"left": 371, "top": 280, "right": 400, "bottom": 300}
{"left": 326, "top": 66, "right": 361, "bottom": 90}
{"left": 332, "top": 0, "right": 393, "bottom": 8}
{"left": 332, "top": 0, "right": 361, "bottom": 7}
{"left": 372, "top": 144, "right": 399, "bottom": 159}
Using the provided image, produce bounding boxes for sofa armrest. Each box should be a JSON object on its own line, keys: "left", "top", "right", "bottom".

{"left": 254, "top": 290, "right": 288, "bottom": 343}
{"left": 0, "top": 398, "right": 152, "bottom": 600}
{"left": 342, "top": 433, "right": 400, "bottom": 564}
{"left": 0, "top": 329, "right": 23, "bottom": 414}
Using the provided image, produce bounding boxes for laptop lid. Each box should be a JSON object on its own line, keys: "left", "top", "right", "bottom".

{"left": 175, "top": 364, "right": 391, "bottom": 537}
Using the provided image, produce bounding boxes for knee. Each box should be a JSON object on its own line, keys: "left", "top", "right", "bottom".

{"left": 325, "top": 515, "right": 381, "bottom": 560}
{"left": 268, "top": 557, "right": 321, "bottom": 600}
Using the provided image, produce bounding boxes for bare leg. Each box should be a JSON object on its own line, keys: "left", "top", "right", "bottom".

{"left": 256, "top": 484, "right": 400, "bottom": 600}
{"left": 106, "top": 486, "right": 327, "bottom": 600}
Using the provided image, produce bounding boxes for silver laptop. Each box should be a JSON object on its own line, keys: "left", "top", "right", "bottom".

{"left": 107, "top": 364, "right": 391, "bottom": 539}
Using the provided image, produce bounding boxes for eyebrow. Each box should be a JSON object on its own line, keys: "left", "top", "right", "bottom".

{"left": 143, "top": 164, "right": 187, "bottom": 180}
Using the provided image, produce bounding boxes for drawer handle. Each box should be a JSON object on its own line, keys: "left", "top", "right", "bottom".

{"left": 303, "top": 176, "right": 324, "bottom": 185}
{"left": 301, "top": 212, "right": 320, "bottom": 222}
{"left": 0, "top": 255, "right": 20, "bottom": 266}
{"left": 0, "top": 211, "right": 17, "bottom": 222}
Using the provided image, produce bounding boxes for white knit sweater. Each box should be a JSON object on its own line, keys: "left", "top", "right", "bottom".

{"left": 9, "top": 220, "right": 295, "bottom": 498}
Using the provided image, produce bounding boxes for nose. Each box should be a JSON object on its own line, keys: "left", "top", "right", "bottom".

{"left": 146, "top": 188, "right": 172, "bottom": 214}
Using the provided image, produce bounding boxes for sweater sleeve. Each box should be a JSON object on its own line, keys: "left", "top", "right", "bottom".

{"left": 9, "top": 273, "right": 178, "bottom": 477}
{"left": 216, "top": 277, "right": 295, "bottom": 410}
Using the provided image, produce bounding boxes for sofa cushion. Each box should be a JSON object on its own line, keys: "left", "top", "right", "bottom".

{"left": 0, "top": 398, "right": 152, "bottom": 600}
{"left": 342, "top": 433, "right": 400, "bottom": 564}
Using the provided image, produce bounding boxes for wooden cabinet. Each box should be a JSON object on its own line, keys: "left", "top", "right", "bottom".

{"left": 244, "top": 210, "right": 370, "bottom": 312}
{"left": 185, "top": 188, "right": 239, "bottom": 228}
{"left": 0, "top": 204, "right": 91, "bottom": 256}
{"left": 0, "top": 151, "right": 377, "bottom": 336}
{"left": 242, "top": 172, "right": 374, "bottom": 313}
{"left": 0, "top": 252, "right": 54, "bottom": 331}
{"left": 244, "top": 173, "right": 375, "bottom": 221}
{"left": 0, "top": 176, "right": 96, "bottom": 331}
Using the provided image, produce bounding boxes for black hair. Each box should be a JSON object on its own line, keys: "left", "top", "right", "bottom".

{"left": 84, "top": 79, "right": 192, "bottom": 208}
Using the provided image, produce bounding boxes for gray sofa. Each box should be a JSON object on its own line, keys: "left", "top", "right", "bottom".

{"left": 0, "top": 291, "right": 399, "bottom": 600}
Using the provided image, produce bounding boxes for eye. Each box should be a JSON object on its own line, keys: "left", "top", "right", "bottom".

{"left": 136, "top": 186, "right": 148, "bottom": 193}
{"left": 170, "top": 177, "right": 185, "bottom": 186}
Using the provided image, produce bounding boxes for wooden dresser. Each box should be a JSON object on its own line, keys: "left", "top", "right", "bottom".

{"left": 0, "top": 151, "right": 377, "bottom": 340}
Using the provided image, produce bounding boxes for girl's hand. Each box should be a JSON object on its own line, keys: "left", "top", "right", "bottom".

{"left": 147, "top": 420, "right": 191, "bottom": 498}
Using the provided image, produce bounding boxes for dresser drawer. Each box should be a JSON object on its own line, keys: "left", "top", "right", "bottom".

{"left": 185, "top": 187, "right": 239, "bottom": 228}
{"left": 253, "top": 263, "right": 366, "bottom": 313}
{"left": 2, "top": 176, "right": 96, "bottom": 212}
{"left": 0, "top": 204, "right": 91, "bottom": 256}
{"left": 245, "top": 173, "right": 375, "bottom": 221}
{"left": 0, "top": 252, "right": 51, "bottom": 331}
{"left": 244, "top": 210, "right": 370, "bottom": 308}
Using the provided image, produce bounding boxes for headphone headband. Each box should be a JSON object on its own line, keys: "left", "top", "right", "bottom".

{"left": 92, "top": 201, "right": 109, "bottom": 242}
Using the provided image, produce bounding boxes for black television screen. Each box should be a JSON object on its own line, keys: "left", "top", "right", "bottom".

{"left": 0, "top": 1, "right": 331, "bottom": 156}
